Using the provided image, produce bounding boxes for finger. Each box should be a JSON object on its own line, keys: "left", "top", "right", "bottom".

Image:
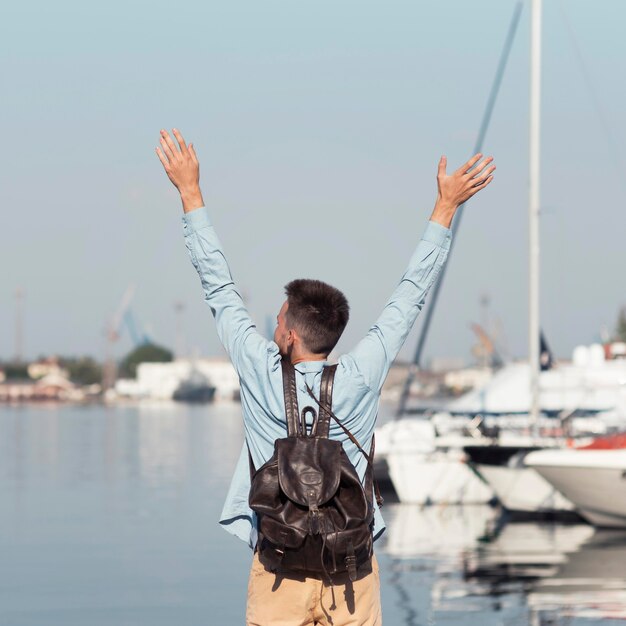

{"left": 468, "top": 156, "right": 494, "bottom": 178}
{"left": 472, "top": 165, "right": 496, "bottom": 184}
{"left": 437, "top": 155, "right": 447, "bottom": 177}
{"left": 172, "top": 128, "right": 189, "bottom": 155}
{"left": 469, "top": 174, "right": 494, "bottom": 194}
{"left": 189, "top": 143, "right": 199, "bottom": 165}
{"left": 160, "top": 136, "right": 175, "bottom": 161}
{"left": 160, "top": 129, "right": 180, "bottom": 159}
{"left": 155, "top": 146, "right": 170, "bottom": 168}
{"left": 458, "top": 152, "right": 483, "bottom": 174}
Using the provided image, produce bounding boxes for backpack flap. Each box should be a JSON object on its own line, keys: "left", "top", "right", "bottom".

{"left": 276, "top": 437, "right": 341, "bottom": 508}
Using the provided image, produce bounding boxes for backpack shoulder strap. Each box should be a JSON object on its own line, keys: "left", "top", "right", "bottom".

{"left": 364, "top": 435, "right": 384, "bottom": 507}
{"left": 281, "top": 359, "right": 300, "bottom": 436}
{"left": 317, "top": 364, "right": 337, "bottom": 438}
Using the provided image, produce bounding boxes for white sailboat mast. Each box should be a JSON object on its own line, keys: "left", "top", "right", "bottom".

{"left": 529, "top": 0, "right": 542, "bottom": 428}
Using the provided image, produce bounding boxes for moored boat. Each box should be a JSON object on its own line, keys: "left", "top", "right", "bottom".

{"left": 379, "top": 419, "right": 495, "bottom": 504}
{"left": 470, "top": 430, "right": 626, "bottom": 517}
{"left": 525, "top": 445, "right": 626, "bottom": 528}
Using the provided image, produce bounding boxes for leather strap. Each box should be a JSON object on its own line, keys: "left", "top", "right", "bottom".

{"left": 248, "top": 445, "right": 256, "bottom": 476}
{"left": 281, "top": 360, "right": 301, "bottom": 437}
{"left": 364, "top": 435, "right": 384, "bottom": 507}
{"left": 316, "top": 364, "right": 337, "bottom": 438}
{"left": 305, "top": 383, "right": 372, "bottom": 463}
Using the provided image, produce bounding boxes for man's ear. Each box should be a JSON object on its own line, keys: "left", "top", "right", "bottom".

{"left": 288, "top": 328, "right": 304, "bottom": 349}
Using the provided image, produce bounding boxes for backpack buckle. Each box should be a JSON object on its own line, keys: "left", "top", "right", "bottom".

{"left": 344, "top": 556, "right": 357, "bottom": 581}
{"left": 345, "top": 542, "right": 357, "bottom": 581}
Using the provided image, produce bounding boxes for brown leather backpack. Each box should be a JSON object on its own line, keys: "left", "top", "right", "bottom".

{"left": 248, "top": 360, "right": 377, "bottom": 582}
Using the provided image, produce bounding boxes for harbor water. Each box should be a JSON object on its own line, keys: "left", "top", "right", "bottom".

{"left": 2, "top": 402, "right": 625, "bottom": 625}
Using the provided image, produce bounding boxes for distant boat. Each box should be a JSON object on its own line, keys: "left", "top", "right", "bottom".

{"left": 172, "top": 367, "right": 216, "bottom": 403}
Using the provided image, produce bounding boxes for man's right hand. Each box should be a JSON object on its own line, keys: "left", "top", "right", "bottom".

{"left": 156, "top": 128, "right": 205, "bottom": 213}
{"left": 430, "top": 153, "right": 496, "bottom": 228}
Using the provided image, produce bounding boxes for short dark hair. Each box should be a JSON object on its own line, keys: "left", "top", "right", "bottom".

{"left": 284, "top": 279, "right": 350, "bottom": 355}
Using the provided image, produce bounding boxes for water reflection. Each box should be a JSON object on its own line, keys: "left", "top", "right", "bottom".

{"left": 2, "top": 405, "right": 626, "bottom": 626}
{"left": 0, "top": 402, "right": 244, "bottom": 490}
{"left": 137, "top": 409, "right": 189, "bottom": 485}
{"left": 379, "top": 505, "right": 502, "bottom": 624}
{"left": 379, "top": 503, "right": 626, "bottom": 623}
{"left": 384, "top": 504, "right": 498, "bottom": 558}
{"left": 528, "top": 530, "right": 626, "bottom": 620}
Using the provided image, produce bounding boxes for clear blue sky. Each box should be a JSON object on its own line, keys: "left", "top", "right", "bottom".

{"left": 1, "top": 0, "right": 625, "bottom": 364}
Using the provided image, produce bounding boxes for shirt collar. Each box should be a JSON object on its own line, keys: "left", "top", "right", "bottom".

{"left": 293, "top": 360, "right": 328, "bottom": 374}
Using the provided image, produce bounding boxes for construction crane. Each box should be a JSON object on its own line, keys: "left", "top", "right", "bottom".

{"left": 470, "top": 323, "right": 504, "bottom": 369}
{"left": 102, "top": 285, "right": 152, "bottom": 390}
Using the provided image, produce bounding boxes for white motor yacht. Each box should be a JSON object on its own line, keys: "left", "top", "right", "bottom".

{"left": 379, "top": 419, "right": 495, "bottom": 504}
{"left": 525, "top": 447, "right": 626, "bottom": 527}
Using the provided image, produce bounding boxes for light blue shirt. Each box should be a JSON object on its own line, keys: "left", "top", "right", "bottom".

{"left": 182, "top": 206, "right": 452, "bottom": 549}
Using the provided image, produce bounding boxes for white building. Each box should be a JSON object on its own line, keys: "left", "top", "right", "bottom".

{"left": 28, "top": 357, "right": 70, "bottom": 381}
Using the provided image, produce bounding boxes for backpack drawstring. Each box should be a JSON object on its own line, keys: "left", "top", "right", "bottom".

{"left": 319, "top": 524, "right": 332, "bottom": 587}
{"left": 328, "top": 514, "right": 339, "bottom": 575}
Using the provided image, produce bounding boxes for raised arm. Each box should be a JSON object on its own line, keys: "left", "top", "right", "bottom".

{"left": 343, "top": 153, "right": 495, "bottom": 392}
{"left": 156, "top": 129, "right": 270, "bottom": 372}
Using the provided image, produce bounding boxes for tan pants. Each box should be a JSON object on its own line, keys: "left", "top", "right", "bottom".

{"left": 246, "top": 552, "right": 382, "bottom": 626}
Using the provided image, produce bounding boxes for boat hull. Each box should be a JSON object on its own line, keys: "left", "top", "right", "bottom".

{"left": 387, "top": 450, "right": 495, "bottom": 505}
{"left": 526, "top": 450, "right": 626, "bottom": 528}
{"left": 476, "top": 464, "right": 574, "bottom": 513}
